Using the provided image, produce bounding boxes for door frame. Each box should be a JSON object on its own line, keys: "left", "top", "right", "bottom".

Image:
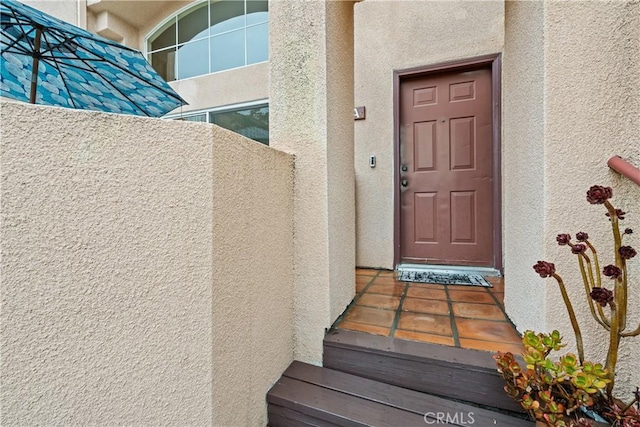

{"left": 393, "top": 53, "right": 503, "bottom": 270}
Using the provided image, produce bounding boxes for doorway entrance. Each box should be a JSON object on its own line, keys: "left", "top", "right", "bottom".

{"left": 394, "top": 56, "right": 502, "bottom": 269}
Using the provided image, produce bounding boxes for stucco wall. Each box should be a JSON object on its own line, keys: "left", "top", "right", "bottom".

{"left": 354, "top": 0, "right": 505, "bottom": 269}
{"left": 269, "top": 0, "right": 356, "bottom": 363}
{"left": 1, "top": 100, "right": 294, "bottom": 425}
{"left": 504, "top": 0, "right": 640, "bottom": 400}
{"left": 212, "top": 114, "right": 295, "bottom": 426}
{"left": 23, "top": 0, "right": 85, "bottom": 27}
{"left": 502, "top": 0, "right": 547, "bottom": 332}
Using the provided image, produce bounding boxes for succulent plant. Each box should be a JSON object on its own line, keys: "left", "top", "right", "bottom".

{"left": 495, "top": 330, "right": 611, "bottom": 425}
{"left": 533, "top": 186, "right": 639, "bottom": 398}
{"left": 497, "top": 186, "right": 640, "bottom": 426}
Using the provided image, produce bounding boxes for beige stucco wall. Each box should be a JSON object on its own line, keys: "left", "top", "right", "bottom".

{"left": 24, "top": 0, "right": 86, "bottom": 27}
{"left": 270, "top": 0, "right": 356, "bottom": 363}
{"left": 354, "top": 0, "right": 505, "bottom": 269}
{"left": 503, "top": 0, "right": 640, "bottom": 400}
{"left": 1, "top": 100, "right": 294, "bottom": 425}
{"left": 212, "top": 113, "right": 295, "bottom": 426}
{"left": 502, "top": 0, "right": 547, "bottom": 331}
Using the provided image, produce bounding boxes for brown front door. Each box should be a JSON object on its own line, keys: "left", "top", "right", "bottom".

{"left": 399, "top": 67, "right": 494, "bottom": 267}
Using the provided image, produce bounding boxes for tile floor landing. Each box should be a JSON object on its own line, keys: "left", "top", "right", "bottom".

{"left": 333, "top": 268, "right": 524, "bottom": 354}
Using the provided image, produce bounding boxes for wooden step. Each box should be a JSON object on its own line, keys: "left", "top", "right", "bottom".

{"left": 323, "top": 329, "right": 525, "bottom": 414}
{"left": 267, "top": 361, "right": 532, "bottom": 427}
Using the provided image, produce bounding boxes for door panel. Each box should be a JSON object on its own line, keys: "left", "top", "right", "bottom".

{"left": 399, "top": 68, "right": 493, "bottom": 266}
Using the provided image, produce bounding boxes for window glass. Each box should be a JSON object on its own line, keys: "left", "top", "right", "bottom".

{"left": 178, "top": 114, "right": 207, "bottom": 122}
{"left": 210, "top": 105, "right": 269, "bottom": 145}
{"left": 150, "top": 48, "right": 176, "bottom": 81}
{"left": 246, "top": 22, "right": 268, "bottom": 64}
{"left": 246, "top": 0, "right": 268, "bottom": 26}
{"left": 177, "top": 39, "right": 209, "bottom": 79}
{"left": 178, "top": 2, "right": 209, "bottom": 44}
{"left": 148, "top": 0, "right": 269, "bottom": 80}
{"left": 210, "top": 0, "right": 244, "bottom": 35}
{"left": 210, "top": 29, "right": 245, "bottom": 72}
{"left": 150, "top": 21, "right": 176, "bottom": 51}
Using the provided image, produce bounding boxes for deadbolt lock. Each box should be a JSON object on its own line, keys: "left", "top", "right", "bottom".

{"left": 401, "top": 165, "right": 408, "bottom": 172}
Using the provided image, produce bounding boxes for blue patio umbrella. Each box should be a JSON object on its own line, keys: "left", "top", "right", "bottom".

{"left": 0, "top": 0, "right": 186, "bottom": 117}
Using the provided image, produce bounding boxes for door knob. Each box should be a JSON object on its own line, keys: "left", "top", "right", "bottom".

{"left": 401, "top": 179, "right": 408, "bottom": 187}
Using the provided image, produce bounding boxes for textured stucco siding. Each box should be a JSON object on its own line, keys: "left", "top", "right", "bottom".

{"left": 504, "top": 0, "right": 640, "bottom": 400}
{"left": 212, "top": 120, "right": 295, "bottom": 426}
{"left": 354, "top": 0, "right": 505, "bottom": 269}
{"left": 502, "top": 0, "right": 547, "bottom": 332}
{"left": 269, "top": 0, "right": 355, "bottom": 363}
{"left": 1, "top": 100, "right": 295, "bottom": 425}
{"left": 23, "top": 0, "right": 85, "bottom": 27}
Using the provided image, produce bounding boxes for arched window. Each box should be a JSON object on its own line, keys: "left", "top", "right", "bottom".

{"left": 147, "top": 0, "right": 268, "bottom": 81}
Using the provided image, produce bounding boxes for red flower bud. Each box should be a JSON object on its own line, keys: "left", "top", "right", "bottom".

{"left": 575, "top": 232, "right": 589, "bottom": 242}
{"left": 586, "top": 185, "right": 613, "bottom": 204}
{"left": 571, "top": 244, "right": 587, "bottom": 255}
{"left": 533, "top": 261, "right": 556, "bottom": 278}
{"left": 602, "top": 264, "right": 622, "bottom": 279}
{"left": 556, "top": 234, "right": 571, "bottom": 246}
{"left": 624, "top": 228, "right": 633, "bottom": 235}
{"left": 590, "top": 287, "right": 614, "bottom": 307}
{"left": 619, "top": 246, "right": 637, "bottom": 260}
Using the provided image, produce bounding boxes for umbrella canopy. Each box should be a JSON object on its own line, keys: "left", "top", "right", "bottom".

{"left": 0, "top": 0, "right": 186, "bottom": 117}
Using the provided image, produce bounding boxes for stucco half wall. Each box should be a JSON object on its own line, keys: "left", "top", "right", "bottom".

{"left": 503, "top": 0, "right": 639, "bottom": 400}
{"left": 0, "top": 101, "right": 294, "bottom": 425}
{"left": 354, "top": 0, "right": 504, "bottom": 269}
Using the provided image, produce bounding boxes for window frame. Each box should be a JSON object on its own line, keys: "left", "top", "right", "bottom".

{"left": 145, "top": 0, "right": 269, "bottom": 81}
{"left": 166, "top": 99, "right": 270, "bottom": 145}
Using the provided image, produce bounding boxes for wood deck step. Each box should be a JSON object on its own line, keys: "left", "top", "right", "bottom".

{"left": 323, "top": 329, "right": 525, "bottom": 414}
{"left": 267, "top": 361, "right": 532, "bottom": 427}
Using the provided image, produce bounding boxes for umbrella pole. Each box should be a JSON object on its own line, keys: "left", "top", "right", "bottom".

{"left": 30, "top": 26, "right": 43, "bottom": 104}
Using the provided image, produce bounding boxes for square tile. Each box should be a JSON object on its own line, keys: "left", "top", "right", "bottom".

{"left": 448, "top": 289, "right": 495, "bottom": 304}
{"left": 373, "top": 276, "right": 404, "bottom": 286}
{"left": 394, "top": 330, "right": 455, "bottom": 346}
{"left": 402, "top": 298, "right": 449, "bottom": 315}
{"left": 491, "top": 292, "right": 504, "bottom": 304}
{"left": 446, "top": 284, "right": 488, "bottom": 292}
{"left": 356, "top": 275, "right": 373, "bottom": 292}
{"left": 356, "top": 268, "right": 380, "bottom": 276}
{"left": 357, "top": 294, "right": 401, "bottom": 310}
{"left": 368, "top": 283, "right": 405, "bottom": 297}
{"left": 405, "top": 286, "right": 447, "bottom": 301}
{"left": 339, "top": 321, "right": 390, "bottom": 336}
{"left": 459, "top": 338, "right": 524, "bottom": 355}
{"left": 485, "top": 277, "right": 504, "bottom": 292}
{"left": 343, "top": 305, "right": 396, "bottom": 327}
{"left": 398, "top": 312, "right": 452, "bottom": 336}
{"left": 377, "top": 270, "right": 397, "bottom": 277}
{"left": 455, "top": 318, "right": 522, "bottom": 343}
{"left": 452, "top": 302, "right": 506, "bottom": 321}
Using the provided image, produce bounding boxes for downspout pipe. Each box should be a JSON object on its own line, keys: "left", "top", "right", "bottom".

{"left": 607, "top": 156, "right": 640, "bottom": 186}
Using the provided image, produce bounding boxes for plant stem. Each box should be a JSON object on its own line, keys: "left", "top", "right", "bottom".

{"left": 605, "top": 200, "right": 626, "bottom": 330}
{"left": 621, "top": 323, "right": 640, "bottom": 337}
{"left": 606, "top": 301, "right": 620, "bottom": 401}
{"left": 585, "top": 241, "right": 611, "bottom": 328}
{"left": 552, "top": 273, "right": 585, "bottom": 364}
{"left": 578, "top": 254, "right": 610, "bottom": 329}
{"left": 585, "top": 240, "right": 602, "bottom": 288}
